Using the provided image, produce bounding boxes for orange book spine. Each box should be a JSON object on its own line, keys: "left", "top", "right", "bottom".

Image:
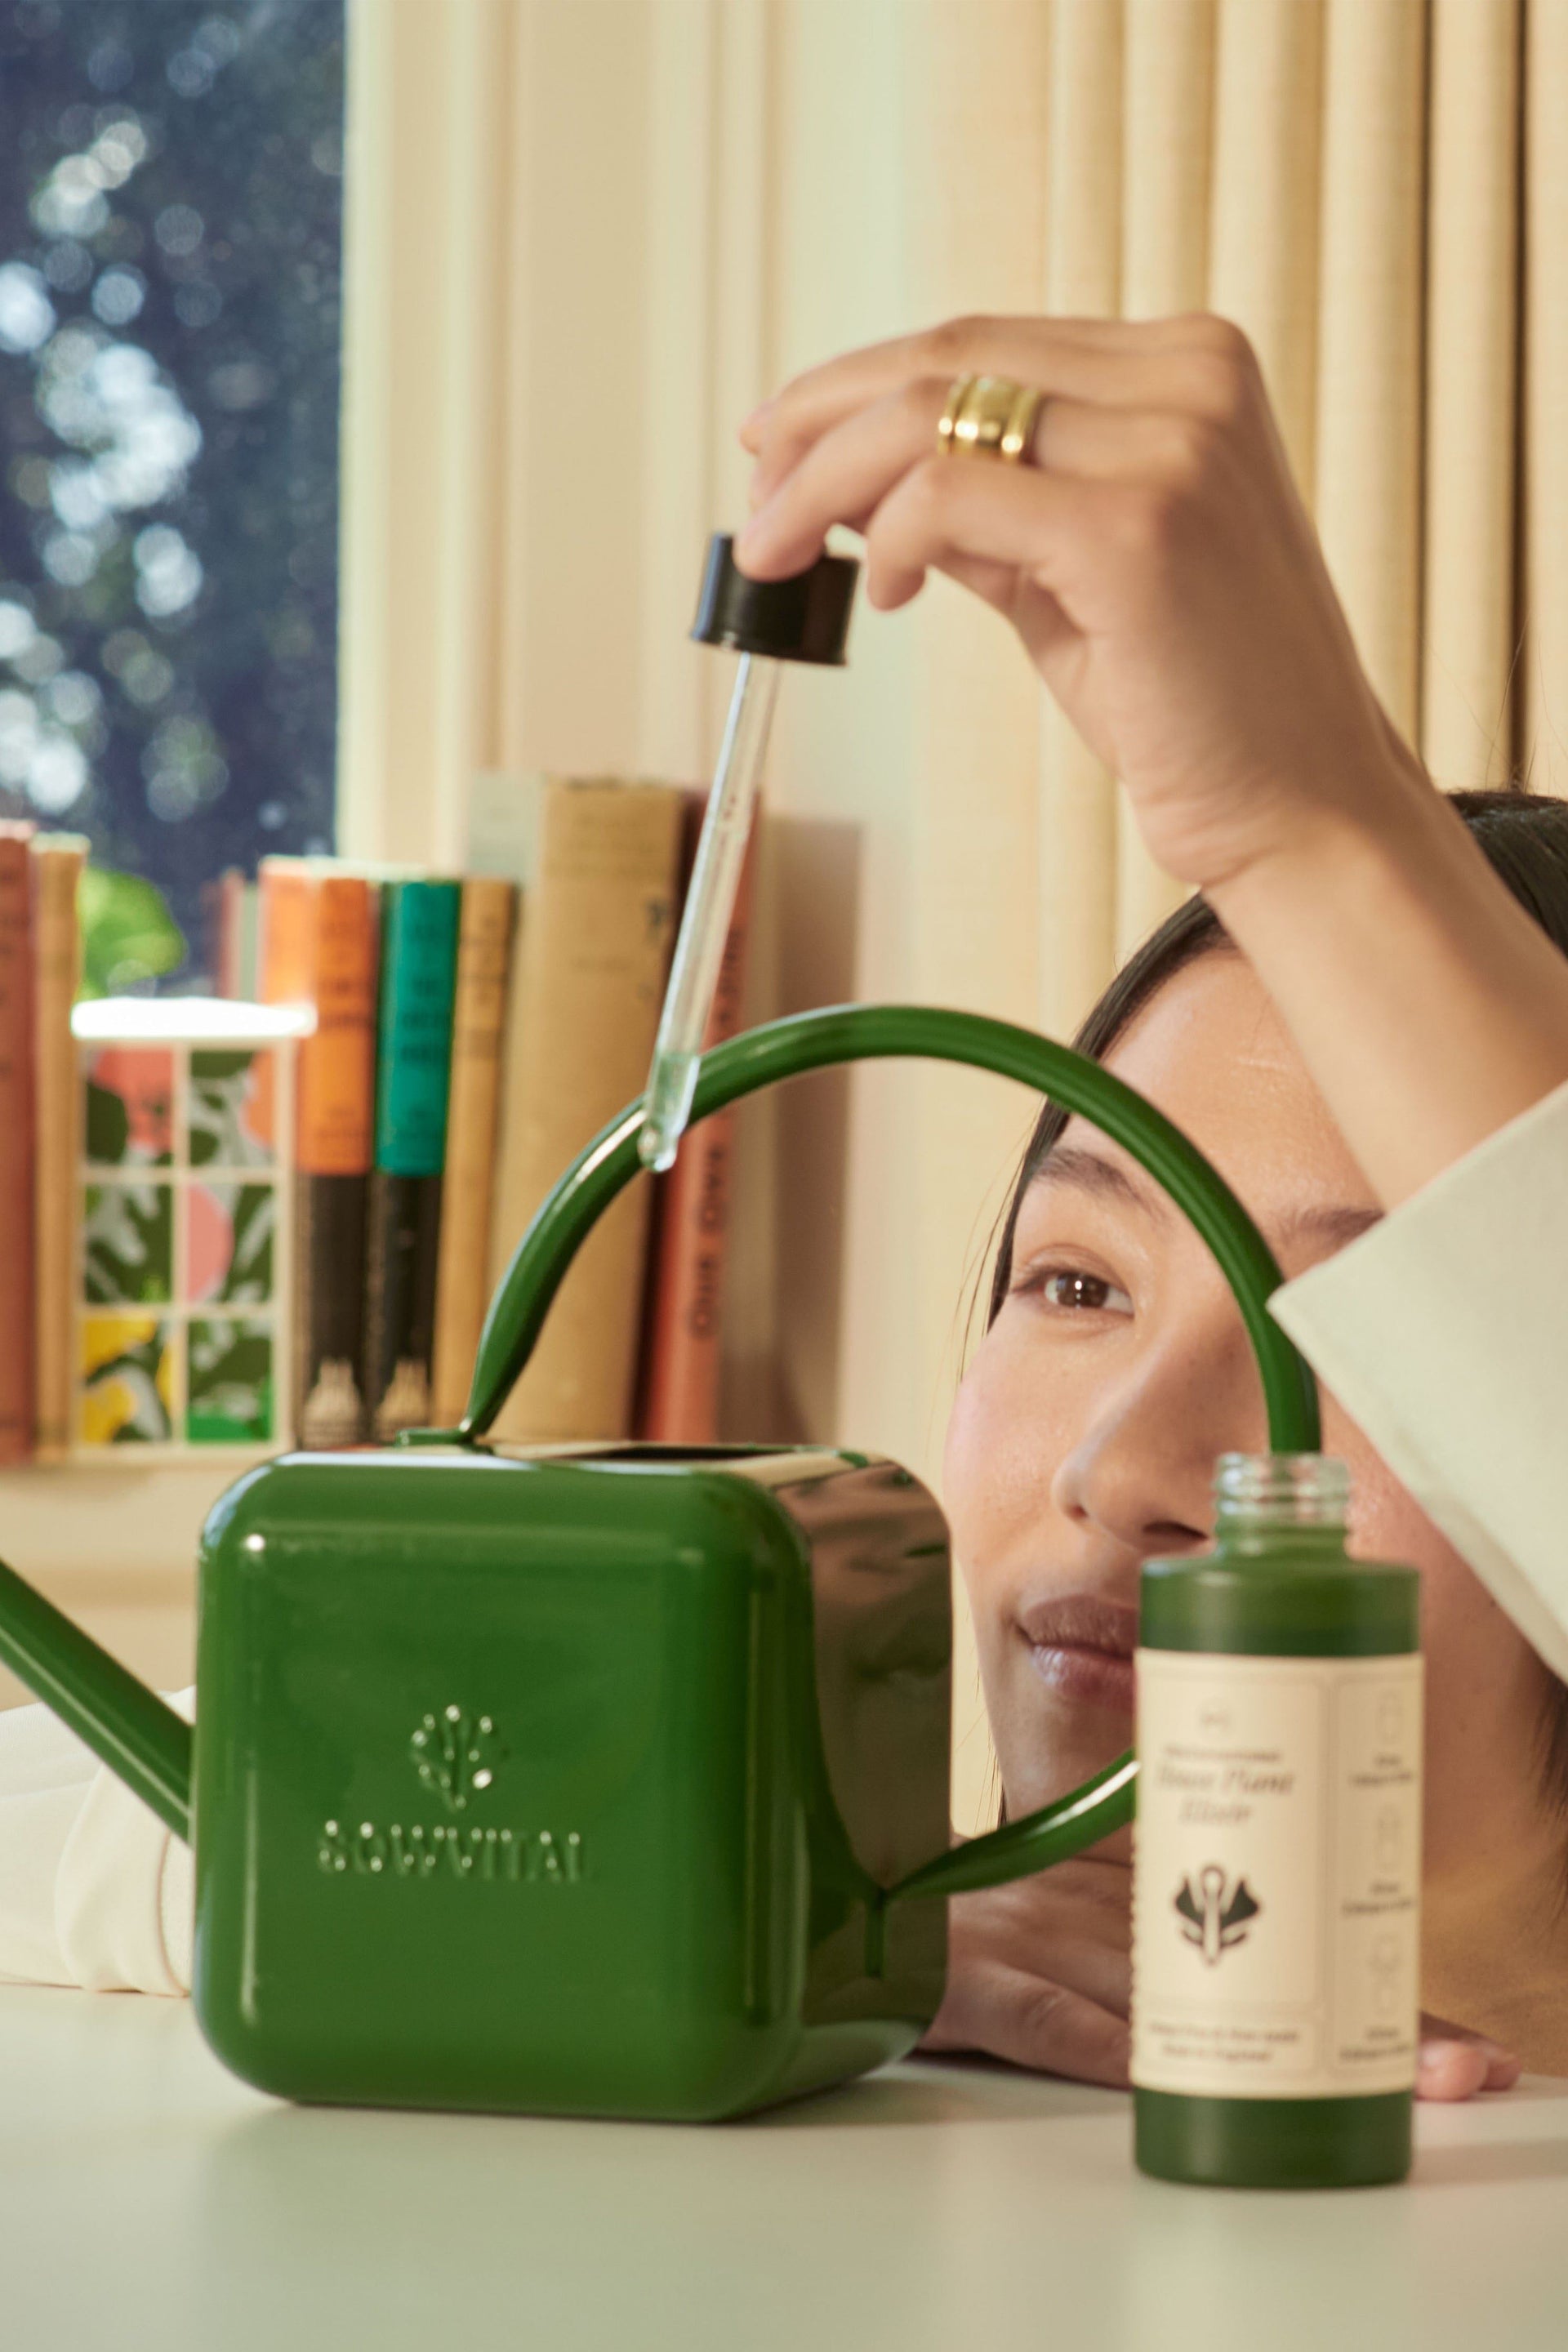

{"left": 0, "top": 826, "right": 36, "bottom": 1463}
{"left": 30, "top": 835, "right": 86, "bottom": 1462}
{"left": 257, "top": 862, "right": 312, "bottom": 998}
{"left": 635, "top": 813, "right": 757, "bottom": 1444}
{"left": 258, "top": 862, "right": 377, "bottom": 1172}
{"left": 430, "top": 877, "right": 517, "bottom": 1426}
{"left": 296, "top": 873, "right": 377, "bottom": 1178}
{"left": 259, "top": 862, "right": 378, "bottom": 1447}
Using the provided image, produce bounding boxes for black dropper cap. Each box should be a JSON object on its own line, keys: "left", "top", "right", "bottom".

{"left": 690, "top": 532, "right": 858, "bottom": 666}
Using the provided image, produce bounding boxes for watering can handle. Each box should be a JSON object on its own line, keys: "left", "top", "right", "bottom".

{"left": 461, "top": 1002, "right": 1321, "bottom": 1902}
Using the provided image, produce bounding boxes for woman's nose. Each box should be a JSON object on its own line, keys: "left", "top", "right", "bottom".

{"left": 1049, "top": 1314, "right": 1267, "bottom": 1557}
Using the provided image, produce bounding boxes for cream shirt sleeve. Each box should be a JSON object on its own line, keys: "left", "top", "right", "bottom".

{"left": 0, "top": 1687, "right": 193, "bottom": 1995}
{"left": 1271, "top": 1078, "right": 1568, "bottom": 1684}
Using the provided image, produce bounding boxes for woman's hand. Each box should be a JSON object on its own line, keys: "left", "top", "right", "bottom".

{"left": 922, "top": 1869, "right": 1521, "bottom": 2100}
{"left": 739, "top": 314, "right": 1568, "bottom": 1204}
{"left": 737, "top": 313, "right": 1423, "bottom": 898}
{"left": 919, "top": 1860, "right": 1132, "bottom": 2088}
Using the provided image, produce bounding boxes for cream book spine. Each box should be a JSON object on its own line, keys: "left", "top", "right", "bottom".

{"left": 487, "top": 778, "right": 682, "bottom": 1442}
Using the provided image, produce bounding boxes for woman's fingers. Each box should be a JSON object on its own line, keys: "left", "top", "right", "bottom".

{"left": 737, "top": 382, "right": 1198, "bottom": 585}
{"left": 1414, "top": 2013, "right": 1521, "bottom": 2101}
{"left": 858, "top": 451, "right": 1118, "bottom": 620}
{"left": 737, "top": 376, "right": 948, "bottom": 576}
{"left": 741, "top": 317, "right": 1152, "bottom": 464}
{"left": 921, "top": 1960, "right": 1131, "bottom": 2089}
{"left": 920, "top": 1869, "right": 1133, "bottom": 2091}
{"left": 924, "top": 1990, "right": 1519, "bottom": 2102}
{"left": 742, "top": 311, "right": 1262, "bottom": 510}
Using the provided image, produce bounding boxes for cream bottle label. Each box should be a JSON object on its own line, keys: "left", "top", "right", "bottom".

{"left": 1131, "top": 1650, "right": 1423, "bottom": 2100}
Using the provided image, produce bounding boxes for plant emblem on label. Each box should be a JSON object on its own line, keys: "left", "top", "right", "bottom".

{"left": 1174, "top": 1864, "right": 1261, "bottom": 1965}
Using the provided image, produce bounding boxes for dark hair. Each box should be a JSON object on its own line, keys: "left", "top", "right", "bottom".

{"left": 991, "top": 789, "right": 1568, "bottom": 1320}
{"left": 985, "top": 787, "right": 1568, "bottom": 1827}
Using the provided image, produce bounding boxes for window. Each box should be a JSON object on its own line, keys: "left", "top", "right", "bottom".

{"left": 0, "top": 0, "right": 345, "bottom": 968}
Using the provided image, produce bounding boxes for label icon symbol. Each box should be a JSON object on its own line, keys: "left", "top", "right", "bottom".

{"left": 1174, "top": 1864, "right": 1261, "bottom": 1965}
{"left": 409, "top": 1706, "right": 506, "bottom": 1814}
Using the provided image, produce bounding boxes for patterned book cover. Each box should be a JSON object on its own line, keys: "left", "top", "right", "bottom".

{"left": 362, "top": 878, "right": 461, "bottom": 1439}
{"left": 0, "top": 824, "right": 35, "bottom": 1463}
{"left": 77, "top": 1028, "right": 290, "bottom": 1452}
{"left": 259, "top": 861, "right": 377, "bottom": 1450}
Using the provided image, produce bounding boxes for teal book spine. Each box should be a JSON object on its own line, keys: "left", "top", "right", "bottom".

{"left": 373, "top": 880, "right": 461, "bottom": 1178}
{"left": 363, "top": 881, "right": 461, "bottom": 1437}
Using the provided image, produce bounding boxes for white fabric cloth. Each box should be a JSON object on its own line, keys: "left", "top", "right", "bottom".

{"left": 1, "top": 1078, "right": 1566, "bottom": 1993}
{"left": 1270, "top": 1078, "right": 1568, "bottom": 1688}
{"left": 0, "top": 1686, "right": 193, "bottom": 1994}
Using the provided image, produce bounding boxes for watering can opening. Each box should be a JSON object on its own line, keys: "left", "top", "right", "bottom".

{"left": 0, "top": 1003, "right": 1318, "bottom": 2118}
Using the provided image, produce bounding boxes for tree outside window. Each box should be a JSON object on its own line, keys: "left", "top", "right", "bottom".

{"left": 0, "top": 0, "right": 344, "bottom": 970}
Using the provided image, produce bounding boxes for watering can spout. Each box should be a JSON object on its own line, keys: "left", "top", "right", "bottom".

{"left": 0, "top": 1555, "right": 191, "bottom": 1842}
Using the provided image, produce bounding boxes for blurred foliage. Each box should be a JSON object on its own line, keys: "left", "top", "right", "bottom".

{"left": 0, "top": 0, "right": 343, "bottom": 973}
{"left": 78, "top": 860, "right": 185, "bottom": 997}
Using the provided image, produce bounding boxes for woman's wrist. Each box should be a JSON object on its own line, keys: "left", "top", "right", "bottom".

{"left": 1205, "top": 769, "right": 1568, "bottom": 1206}
{"left": 1204, "top": 738, "right": 1441, "bottom": 925}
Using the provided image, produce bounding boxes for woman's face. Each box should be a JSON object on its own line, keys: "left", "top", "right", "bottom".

{"left": 945, "top": 951, "right": 1558, "bottom": 1911}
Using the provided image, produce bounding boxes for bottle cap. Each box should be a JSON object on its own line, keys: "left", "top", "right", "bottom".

{"left": 690, "top": 532, "right": 859, "bottom": 666}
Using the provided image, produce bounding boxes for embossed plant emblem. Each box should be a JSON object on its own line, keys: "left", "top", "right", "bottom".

{"left": 409, "top": 1706, "right": 506, "bottom": 1814}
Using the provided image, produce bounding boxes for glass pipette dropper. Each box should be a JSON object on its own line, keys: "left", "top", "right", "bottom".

{"left": 639, "top": 651, "right": 778, "bottom": 1170}
{"left": 638, "top": 533, "right": 859, "bottom": 1173}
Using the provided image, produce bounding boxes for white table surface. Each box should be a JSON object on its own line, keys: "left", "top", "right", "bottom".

{"left": 2, "top": 1987, "right": 1566, "bottom": 2352}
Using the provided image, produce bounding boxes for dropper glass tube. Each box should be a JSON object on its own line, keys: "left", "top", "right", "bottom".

{"left": 639, "top": 651, "right": 779, "bottom": 1171}
{"left": 639, "top": 531, "right": 858, "bottom": 1174}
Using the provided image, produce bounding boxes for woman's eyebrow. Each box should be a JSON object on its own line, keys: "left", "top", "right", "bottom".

{"left": 1028, "top": 1150, "right": 1383, "bottom": 1254}
{"left": 1274, "top": 1203, "right": 1383, "bottom": 1251}
{"left": 1027, "top": 1144, "right": 1169, "bottom": 1218}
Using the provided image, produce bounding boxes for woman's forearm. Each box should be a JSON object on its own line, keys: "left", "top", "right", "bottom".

{"left": 1209, "top": 764, "right": 1568, "bottom": 1208}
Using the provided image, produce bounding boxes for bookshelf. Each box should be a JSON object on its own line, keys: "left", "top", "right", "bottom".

{"left": 0, "top": 799, "right": 758, "bottom": 1722}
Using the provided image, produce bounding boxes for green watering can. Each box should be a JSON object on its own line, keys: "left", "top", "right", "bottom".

{"left": 0, "top": 1004, "right": 1318, "bottom": 2120}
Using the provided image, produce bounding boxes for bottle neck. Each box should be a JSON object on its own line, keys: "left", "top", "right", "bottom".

{"left": 1211, "top": 1453, "right": 1351, "bottom": 1559}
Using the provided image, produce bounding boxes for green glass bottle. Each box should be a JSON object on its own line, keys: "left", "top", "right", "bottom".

{"left": 1132, "top": 1454, "right": 1422, "bottom": 2189}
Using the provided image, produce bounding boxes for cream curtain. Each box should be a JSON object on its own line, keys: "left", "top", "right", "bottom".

{"left": 1037, "top": 0, "right": 1550, "bottom": 1028}
{"left": 338, "top": 0, "right": 1557, "bottom": 1829}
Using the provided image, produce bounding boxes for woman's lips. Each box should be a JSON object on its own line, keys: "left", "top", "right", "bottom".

{"left": 1017, "top": 1592, "right": 1138, "bottom": 1714}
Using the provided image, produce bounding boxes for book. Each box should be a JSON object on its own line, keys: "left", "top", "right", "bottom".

{"left": 259, "top": 860, "right": 378, "bottom": 1450}
{"left": 466, "top": 769, "right": 540, "bottom": 884}
{"left": 211, "top": 866, "right": 258, "bottom": 998}
{"left": 635, "top": 810, "right": 756, "bottom": 1444}
{"left": 0, "top": 823, "right": 36, "bottom": 1463}
{"left": 488, "top": 777, "right": 684, "bottom": 1443}
{"left": 361, "top": 878, "right": 461, "bottom": 1440}
{"left": 430, "top": 876, "right": 517, "bottom": 1427}
{"left": 30, "top": 834, "right": 87, "bottom": 1461}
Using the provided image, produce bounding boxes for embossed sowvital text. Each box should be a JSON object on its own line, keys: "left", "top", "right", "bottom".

{"left": 318, "top": 1820, "right": 586, "bottom": 1883}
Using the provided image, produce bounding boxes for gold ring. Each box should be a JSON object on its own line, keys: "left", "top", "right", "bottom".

{"left": 938, "top": 373, "right": 1044, "bottom": 465}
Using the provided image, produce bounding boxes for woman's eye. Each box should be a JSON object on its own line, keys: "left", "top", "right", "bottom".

{"left": 1038, "top": 1269, "right": 1132, "bottom": 1315}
